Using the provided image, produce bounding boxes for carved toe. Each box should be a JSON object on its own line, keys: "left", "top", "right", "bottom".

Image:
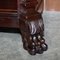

{"left": 28, "top": 48, "right": 36, "bottom": 55}
{"left": 40, "top": 38, "right": 45, "bottom": 43}
{"left": 41, "top": 43, "right": 48, "bottom": 51}
{"left": 22, "top": 34, "right": 48, "bottom": 55}
{"left": 36, "top": 46, "right": 43, "bottom": 54}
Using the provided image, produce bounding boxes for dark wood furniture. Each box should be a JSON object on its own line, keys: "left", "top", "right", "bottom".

{"left": 0, "top": 0, "right": 48, "bottom": 55}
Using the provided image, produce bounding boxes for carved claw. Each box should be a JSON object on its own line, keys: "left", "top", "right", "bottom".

{"left": 22, "top": 33, "right": 48, "bottom": 55}
{"left": 20, "top": 18, "right": 48, "bottom": 55}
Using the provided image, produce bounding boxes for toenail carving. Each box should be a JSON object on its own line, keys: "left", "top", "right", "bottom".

{"left": 38, "top": 35, "right": 41, "bottom": 40}
{"left": 32, "top": 42, "right": 35, "bottom": 46}
{"left": 33, "top": 36, "right": 36, "bottom": 40}
{"left": 37, "top": 42, "right": 41, "bottom": 45}
{"left": 30, "top": 36, "right": 32, "bottom": 40}
{"left": 40, "top": 38, "right": 45, "bottom": 43}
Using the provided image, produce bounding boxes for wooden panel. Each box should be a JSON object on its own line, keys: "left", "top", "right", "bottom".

{"left": 0, "top": 0, "right": 17, "bottom": 9}
{"left": 0, "top": 0, "right": 19, "bottom": 28}
{"left": 45, "top": 0, "right": 60, "bottom": 11}
{"left": 0, "top": 12, "right": 19, "bottom": 28}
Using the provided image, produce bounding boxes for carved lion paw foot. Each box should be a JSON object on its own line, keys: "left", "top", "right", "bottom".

{"left": 22, "top": 34, "right": 48, "bottom": 55}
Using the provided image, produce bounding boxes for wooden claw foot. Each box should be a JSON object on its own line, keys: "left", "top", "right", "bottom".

{"left": 21, "top": 32, "right": 48, "bottom": 55}
{"left": 18, "top": 0, "right": 48, "bottom": 55}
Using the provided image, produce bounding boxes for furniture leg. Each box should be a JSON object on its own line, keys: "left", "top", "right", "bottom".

{"left": 18, "top": 0, "right": 48, "bottom": 55}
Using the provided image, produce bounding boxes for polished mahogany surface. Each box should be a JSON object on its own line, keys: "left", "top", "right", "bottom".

{"left": 0, "top": 0, "right": 17, "bottom": 9}
{"left": 0, "top": 0, "right": 19, "bottom": 28}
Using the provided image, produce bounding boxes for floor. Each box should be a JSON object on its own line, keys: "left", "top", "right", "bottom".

{"left": 0, "top": 11, "right": 60, "bottom": 60}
